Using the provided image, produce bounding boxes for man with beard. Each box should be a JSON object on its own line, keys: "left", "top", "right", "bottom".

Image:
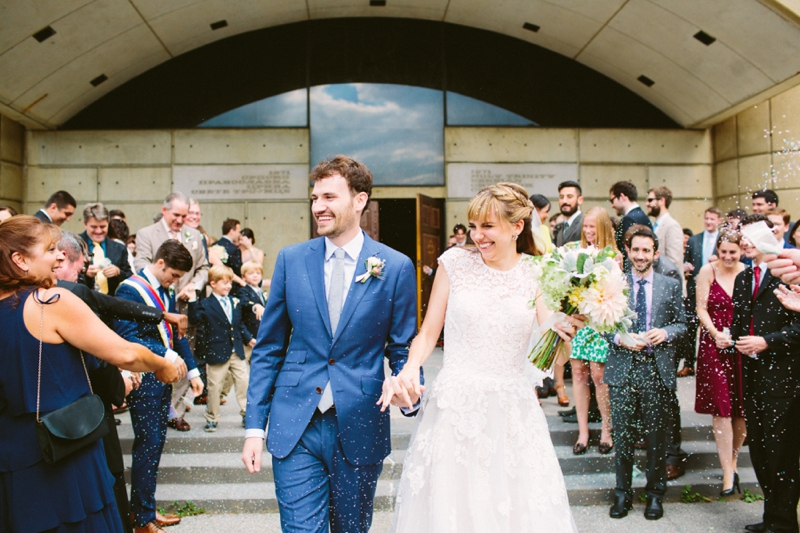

{"left": 609, "top": 181, "right": 652, "bottom": 269}
{"left": 605, "top": 225, "right": 686, "bottom": 521}
{"left": 555, "top": 180, "right": 583, "bottom": 247}
{"left": 646, "top": 187, "right": 684, "bottom": 284}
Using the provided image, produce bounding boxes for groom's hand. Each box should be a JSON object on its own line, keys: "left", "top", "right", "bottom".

{"left": 242, "top": 437, "right": 263, "bottom": 474}
{"left": 378, "top": 373, "right": 425, "bottom": 412}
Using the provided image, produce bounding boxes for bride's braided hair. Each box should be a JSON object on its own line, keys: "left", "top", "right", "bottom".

{"left": 467, "top": 182, "right": 540, "bottom": 256}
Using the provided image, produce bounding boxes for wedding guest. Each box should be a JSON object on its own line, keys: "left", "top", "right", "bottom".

{"left": 750, "top": 189, "right": 778, "bottom": 214}
{"left": 550, "top": 212, "right": 566, "bottom": 235}
{"left": 693, "top": 230, "right": 746, "bottom": 496}
{"left": 683, "top": 228, "right": 693, "bottom": 248}
{"left": 606, "top": 224, "right": 686, "bottom": 521}
{"left": 530, "top": 194, "right": 554, "bottom": 253}
{"left": 239, "top": 228, "right": 265, "bottom": 265}
{"left": 608, "top": 181, "right": 651, "bottom": 269}
{"left": 81, "top": 203, "right": 132, "bottom": 295}
{"left": 0, "top": 216, "right": 180, "bottom": 533}
{"left": 571, "top": 206, "right": 616, "bottom": 456}
{"left": 726, "top": 209, "right": 747, "bottom": 230}
{"left": 32, "top": 190, "right": 76, "bottom": 226}
{"left": 185, "top": 198, "right": 213, "bottom": 256}
{"left": 646, "top": 187, "right": 684, "bottom": 284}
{"left": 789, "top": 220, "right": 800, "bottom": 247}
{"left": 213, "top": 218, "right": 244, "bottom": 284}
{"left": 108, "top": 217, "right": 136, "bottom": 271}
{"left": 555, "top": 180, "right": 583, "bottom": 247}
{"left": 110, "top": 209, "right": 126, "bottom": 222}
{"left": 0, "top": 205, "right": 17, "bottom": 223}
{"left": 189, "top": 265, "right": 254, "bottom": 431}
{"left": 453, "top": 223, "right": 468, "bottom": 246}
{"left": 680, "top": 207, "right": 723, "bottom": 377}
{"left": 724, "top": 214, "right": 800, "bottom": 533}
{"left": 765, "top": 208, "right": 796, "bottom": 248}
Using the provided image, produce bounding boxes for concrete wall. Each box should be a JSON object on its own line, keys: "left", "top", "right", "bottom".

{"left": 445, "top": 127, "right": 713, "bottom": 234}
{"left": 0, "top": 115, "right": 24, "bottom": 213}
{"left": 712, "top": 83, "right": 800, "bottom": 218}
{"left": 25, "top": 129, "right": 311, "bottom": 278}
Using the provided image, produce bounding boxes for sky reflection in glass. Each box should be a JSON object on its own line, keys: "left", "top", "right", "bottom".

{"left": 310, "top": 84, "right": 444, "bottom": 186}
{"left": 446, "top": 92, "right": 536, "bottom": 126}
{"left": 199, "top": 89, "right": 308, "bottom": 127}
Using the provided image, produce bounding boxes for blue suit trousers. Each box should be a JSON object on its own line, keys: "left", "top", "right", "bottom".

{"left": 129, "top": 385, "right": 171, "bottom": 527}
{"left": 273, "top": 409, "right": 382, "bottom": 533}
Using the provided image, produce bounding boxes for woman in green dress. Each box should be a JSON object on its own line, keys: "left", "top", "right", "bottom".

{"left": 570, "top": 206, "right": 617, "bottom": 455}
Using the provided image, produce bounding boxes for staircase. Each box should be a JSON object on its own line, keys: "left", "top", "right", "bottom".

{"left": 118, "top": 348, "right": 757, "bottom": 512}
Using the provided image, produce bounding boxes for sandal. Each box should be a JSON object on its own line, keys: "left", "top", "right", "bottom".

{"left": 554, "top": 384, "right": 570, "bottom": 407}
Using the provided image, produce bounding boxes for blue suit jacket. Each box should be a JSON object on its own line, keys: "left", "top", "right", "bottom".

{"left": 246, "top": 232, "right": 418, "bottom": 465}
{"left": 188, "top": 295, "right": 253, "bottom": 365}
{"left": 237, "top": 284, "right": 266, "bottom": 338}
{"left": 114, "top": 270, "right": 198, "bottom": 397}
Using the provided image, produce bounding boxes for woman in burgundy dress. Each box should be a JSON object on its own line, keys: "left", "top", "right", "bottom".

{"left": 694, "top": 231, "right": 746, "bottom": 496}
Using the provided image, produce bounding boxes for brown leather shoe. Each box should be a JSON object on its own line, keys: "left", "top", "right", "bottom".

{"left": 676, "top": 366, "right": 695, "bottom": 377}
{"left": 666, "top": 463, "right": 685, "bottom": 480}
{"left": 167, "top": 417, "right": 191, "bottom": 431}
{"left": 134, "top": 521, "right": 167, "bottom": 533}
{"left": 156, "top": 512, "right": 181, "bottom": 527}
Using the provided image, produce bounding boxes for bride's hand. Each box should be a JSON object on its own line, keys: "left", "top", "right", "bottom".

{"left": 553, "top": 314, "right": 588, "bottom": 342}
{"left": 377, "top": 366, "right": 424, "bottom": 412}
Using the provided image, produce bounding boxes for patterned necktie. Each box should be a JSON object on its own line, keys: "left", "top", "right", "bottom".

{"left": 562, "top": 221, "right": 569, "bottom": 240}
{"left": 92, "top": 242, "right": 108, "bottom": 294}
{"left": 750, "top": 266, "right": 761, "bottom": 335}
{"left": 636, "top": 279, "right": 648, "bottom": 333}
{"left": 319, "top": 248, "right": 345, "bottom": 413}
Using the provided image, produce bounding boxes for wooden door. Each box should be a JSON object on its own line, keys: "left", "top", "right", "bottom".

{"left": 416, "top": 194, "right": 444, "bottom": 327}
{"left": 311, "top": 200, "right": 379, "bottom": 241}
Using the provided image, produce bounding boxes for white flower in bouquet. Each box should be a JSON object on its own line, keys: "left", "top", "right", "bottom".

{"left": 210, "top": 244, "right": 229, "bottom": 264}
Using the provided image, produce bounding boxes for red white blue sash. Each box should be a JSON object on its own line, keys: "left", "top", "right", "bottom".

{"left": 121, "top": 274, "right": 174, "bottom": 349}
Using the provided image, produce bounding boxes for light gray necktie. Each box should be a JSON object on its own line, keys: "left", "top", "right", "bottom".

{"left": 319, "top": 248, "right": 345, "bottom": 412}
{"left": 221, "top": 297, "right": 232, "bottom": 323}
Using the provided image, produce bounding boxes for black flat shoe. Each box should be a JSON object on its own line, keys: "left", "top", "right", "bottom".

{"left": 572, "top": 442, "right": 588, "bottom": 455}
{"left": 558, "top": 406, "right": 577, "bottom": 417}
{"left": 720, "top": 472, "right": 741, "bottom": 496}
{"left": 609, "top": 492, "right": 632, "bottom": 519}
{"left": 744, "top": 521, "right": 765, "bottom": 532}
{"left": 598, "top": 441, "right": 613, "bottom": 455}
{"left": 644, "top": 495, "right": 663, "bottom": 520}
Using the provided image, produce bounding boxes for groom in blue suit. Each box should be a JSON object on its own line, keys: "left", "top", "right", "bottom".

{"left": 243, "top": 156, "right": 420, "bottom": 533}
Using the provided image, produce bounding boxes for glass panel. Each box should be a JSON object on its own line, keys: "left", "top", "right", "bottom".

{"left": 310, "top": 84, "right": 444, "bottom": 186}
{"left": 198, "top": 89, "right": 308, "bottom": 127}
{"left": 446, "top": 91, "right": 536, "bottom": 126}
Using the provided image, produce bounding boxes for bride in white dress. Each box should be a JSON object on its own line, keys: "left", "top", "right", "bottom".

{"left": 380, "top": 183, "right": 580, "bottom": 532}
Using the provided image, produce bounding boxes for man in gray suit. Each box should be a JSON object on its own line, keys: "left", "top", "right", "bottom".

{"left": 606, "top": 225, "right": 686, "bottom": 521}
{"left": 555, "top": 180, "right": 583, "bottom": 247}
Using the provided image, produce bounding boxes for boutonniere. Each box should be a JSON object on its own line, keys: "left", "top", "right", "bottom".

{"left": 210, "top": 244, "right": 229, "bottom": 264}
{"left": 168, "top": 286, "right": 175, "bottom": 299}
{"left": 184, "top": 230, "right": 192, "bottom": 241}
{"left": 355, "top": 256, "right": 386, "bottom": 283}
{"left": 232, "top": 297, "right": 239, "bottom": 308}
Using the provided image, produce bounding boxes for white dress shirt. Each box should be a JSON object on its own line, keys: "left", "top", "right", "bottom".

{"left": 702, "top": 230, "right": 719, "bottom": 265}
{"left": 323, "top": 231, "right": 364, "bottom": 310}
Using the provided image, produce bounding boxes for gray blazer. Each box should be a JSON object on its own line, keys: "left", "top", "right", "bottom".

{"left": 604, "top": 271, "right": 686, "bottom": 391}
{"left": 555, "top": 212, "right": 583, "bottom": 247}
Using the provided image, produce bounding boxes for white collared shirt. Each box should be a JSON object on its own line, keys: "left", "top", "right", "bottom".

{"left": 702, "top": 230, "right": 719, "bottom": 265}
{"left": 37, "top": 209, "right": 52, "bottom": 222}
{"left": 212, "top": 292, "right": 232, "bottom": 322}
{"left": 161, "top": 218, "right": 181, "bottom": 241}
{"left": 565, "top": 210, "right": 582, "bottom": 227}
{"left": 323, "top": 231, "right": 364, "bottom": 310}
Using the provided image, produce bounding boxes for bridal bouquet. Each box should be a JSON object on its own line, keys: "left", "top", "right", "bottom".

{"left": 526, "top": 244, "right": 636, "bottom": 371}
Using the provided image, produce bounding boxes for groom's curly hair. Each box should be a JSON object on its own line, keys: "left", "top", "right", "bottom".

{"left": 310, "top": 155, "right": 373, "bottom": 200}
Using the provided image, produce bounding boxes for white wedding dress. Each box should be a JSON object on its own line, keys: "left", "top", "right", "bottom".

{"left": 392, "top": 247, "right": 578, "bottom": 532}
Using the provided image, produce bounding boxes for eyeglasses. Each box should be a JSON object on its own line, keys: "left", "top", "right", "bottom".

{"left": 607, "top": 197, "right": 617, "bottom": 204}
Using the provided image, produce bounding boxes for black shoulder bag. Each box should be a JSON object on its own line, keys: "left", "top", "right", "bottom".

{"left": 34, "top": 291, "right": 109, "bottom": 464}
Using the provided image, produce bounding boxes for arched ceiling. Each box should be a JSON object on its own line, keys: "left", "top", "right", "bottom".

{"left": 2, "top": 0, "right": 800, "bottom": 130}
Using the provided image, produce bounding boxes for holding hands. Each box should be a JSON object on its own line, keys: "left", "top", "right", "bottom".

{"left": 378, "top": 366, "right": 425, "bottom": 412}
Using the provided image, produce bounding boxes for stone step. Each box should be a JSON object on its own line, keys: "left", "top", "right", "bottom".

{"left": 150, "top": 469, "right": 762, "bottom": 513}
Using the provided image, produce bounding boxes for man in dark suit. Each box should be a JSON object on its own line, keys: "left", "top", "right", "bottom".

{"left": 555, "top": 180, "right": 584, "bottom": 247}
{"left": 80, "top": 202, "right": 133, "bottom": 295}
{"left": 679, "top": 206, "right": 723, "bottom": 377}
{"left": 115, "top": 241, "right": 205, "bottom": 533}
{"left": 726, "top": 215, "right": 800, "bottom": 533}
{"left": 55, "top": 230, "right": 191, "bottom": 532}
{"left": 606, "top": 225, "right": 686, "bottom": 521}
{"left": 32, "top": 190, "right": 76, "bottom": 226}
{"left": 216, "top": 218, "right": 244, "bottom": 283}
{"left": 609, "top": 181, "right": 652, "bottom": 270}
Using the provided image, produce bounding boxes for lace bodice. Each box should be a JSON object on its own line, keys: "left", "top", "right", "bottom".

{"left": 439, "top": 247, "right": 538, "bottom": 379}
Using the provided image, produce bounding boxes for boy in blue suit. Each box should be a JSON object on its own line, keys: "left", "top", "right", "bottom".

{"left": 189, "top": 264, "right": 255, "bottom": 431}
{"left": 115, "top": 241, "right": 204, "bottom": 533}
{"left": 242, "top": 156, "right": 421, "bottom": 533}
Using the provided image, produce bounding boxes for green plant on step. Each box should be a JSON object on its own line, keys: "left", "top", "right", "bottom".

{"left": 157, "top": 501, "right": 207, "bottom": 517}
{"left": 680, "top": 485, "right": 711, "bottom": 503}
{"left": 742, "top": 488, "right": 764, "bottom": 504}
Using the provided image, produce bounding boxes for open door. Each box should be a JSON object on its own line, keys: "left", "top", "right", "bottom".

{"left": 416, "top": 194, "right": 444, "bottom": 328}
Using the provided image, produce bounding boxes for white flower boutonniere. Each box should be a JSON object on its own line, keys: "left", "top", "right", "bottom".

{"left": 168, "top": 286, "right": 175, "bottom": 299}
{"left": 210, "top": 244, "right": 229, "bottom": 264}
{"left": 355, "top": 256, "right": 386, "bottom": 284}
{"left": 232, "top": 297, "right": 239, "bottom": 308}
{"left": 184, "top": 230, "right": 192, "bottom": 242}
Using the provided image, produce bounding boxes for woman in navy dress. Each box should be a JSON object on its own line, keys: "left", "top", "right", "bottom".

{"left": 0, "top": 216, "right": 181, "bottom": 533}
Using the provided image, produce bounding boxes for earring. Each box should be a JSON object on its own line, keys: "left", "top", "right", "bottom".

{"left": 513, "top": 234, "right": 518, "bottom": 241}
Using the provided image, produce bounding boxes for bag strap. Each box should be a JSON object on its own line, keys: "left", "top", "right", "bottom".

{"left": 34, "top": 289, "right": 89, "bottom": 423}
